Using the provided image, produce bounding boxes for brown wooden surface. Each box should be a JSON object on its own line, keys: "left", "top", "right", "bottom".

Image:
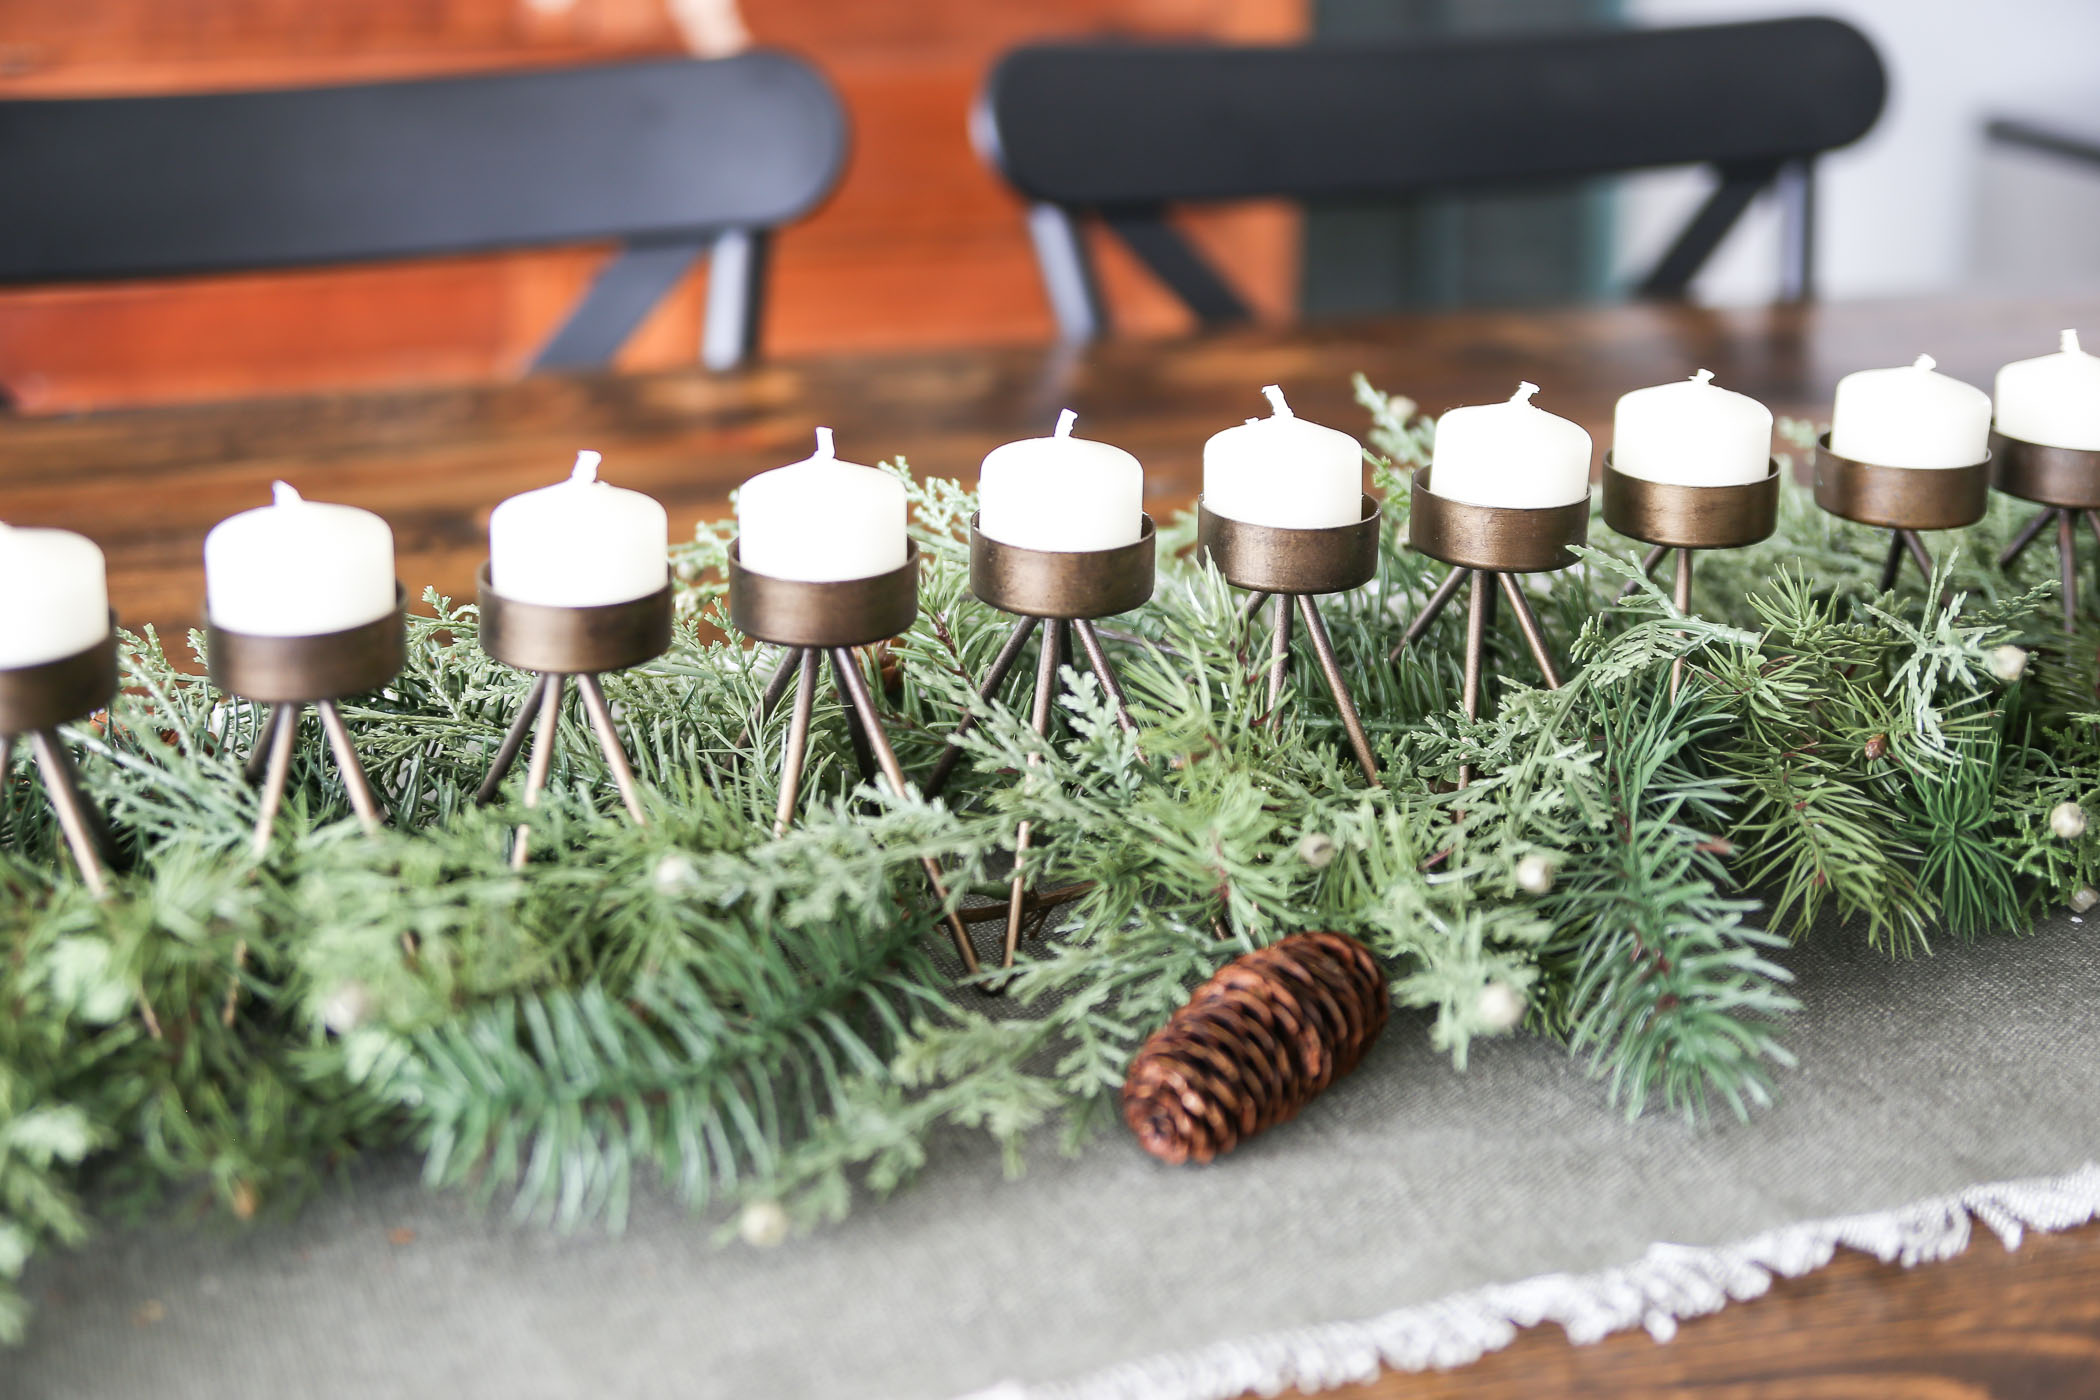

{"left": 0, "top": 0, "right": 1301, "bottom": 413}
{"left": 3, "top": 294, "right": 2100, "bottom": 1391}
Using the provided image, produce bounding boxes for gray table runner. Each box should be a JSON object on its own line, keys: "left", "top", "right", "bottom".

{"left": 14, "top": 917, "right": 2100, "bottom": 1400}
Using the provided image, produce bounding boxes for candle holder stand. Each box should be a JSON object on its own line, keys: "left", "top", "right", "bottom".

{"left": 214, "top": 588, "right": 405, "bottom": 854}
{"left": 473, "top": 567, "right": 672, "bottom": 867}
{"left": 1391, "top": 469, "right": 1589, "bottom": 787}
{"left": 1602, "top": 454, "right": 1780, "bottom": 696}
{"left": 0, "top": 622, "right": 121, "bottom": 895}
{"left": 1988, "top": 431, "right": 2100, "bottom": 633}
{"left": 1813, "top": 433, "right": 1990, "bottom": 596}
{"left": 919, "top": 514, "right": 1154, "bottom": 969}
{"left": 730, "top": 542, "right": 980, "bottom": 974}
{"left": 1197, "top": 496, "right": 1383, "bottom": 786}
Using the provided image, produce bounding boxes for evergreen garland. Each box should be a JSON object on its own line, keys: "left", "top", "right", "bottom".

{"left": 2, "top": 379, "right": 2093, "bottom": 1343}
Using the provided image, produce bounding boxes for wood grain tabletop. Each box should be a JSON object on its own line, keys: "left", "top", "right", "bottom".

{"left": 5, "top": 295, "right": 2100, "bottom": 1396}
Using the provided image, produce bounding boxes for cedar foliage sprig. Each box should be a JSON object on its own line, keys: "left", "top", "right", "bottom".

{"left": 0, "top": 382, "right": 2091, "bottom": 1344}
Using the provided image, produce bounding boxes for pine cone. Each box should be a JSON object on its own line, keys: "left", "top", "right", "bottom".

{"left": 1122, "top": 932, "right": 1388, "bottom": 1165}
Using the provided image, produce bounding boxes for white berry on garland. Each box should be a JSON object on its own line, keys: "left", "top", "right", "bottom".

{"left": 738, "top": 1199, "right": 790, "bottom": 1249}
{"left": 1294, "top": 832, "right": 1338, "bottom": 869}
{"left": 319, "top": 982, "right": 372, "bottom": 1036}
{"left": 1476, "top": 981, "right": 1526, "bottom": 1032}
{"left": 653, "top": 852, "right": 699, "bottom": 895}
{"left": 1987, "top": 644, "right": 2029, "bottom": 683}
{"left": 2051, "top": 802, "right": 2088, "bottom": 841}
{"left": 2071, "top": 886, "right": 2099, "bottom": 914}
{"left": 1515, "top": 852, "right": 1558, "bottom": 896}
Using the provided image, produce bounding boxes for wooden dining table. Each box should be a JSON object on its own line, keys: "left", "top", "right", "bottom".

{"left": 5, "top": 293, "right": 2100, "bottom": 1394}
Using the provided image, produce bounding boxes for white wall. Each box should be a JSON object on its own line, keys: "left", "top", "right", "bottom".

{"left": 1615, "top": 0, "right": 2100, "bottom": 302}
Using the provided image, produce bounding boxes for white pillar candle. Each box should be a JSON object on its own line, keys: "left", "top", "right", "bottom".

{"left": 1994, "top": 330, "right": 2100, "bottom": 450}
{"left": 205, "top": 482, "right": 396, "bottom": 637}
{"left": 1202, "top": 385, "right": 1364, "bottom": 529}
{"left": 1428, "top": 382, "right": 1593, "bottom": 508}
{"left": 1611, "top": 370, "right": 1773, "bottom": 486}
{"left": 1829, "top": 354, "right": 1992, "bottom": 468}
{"left": 488, "top": 451, "right": 668, "bottom": 607}
{"left": 0, "top": 523, "right": 109, "bottom": 669}
{"left": 977, "top": 410, "right": 1144, "bottom": 553}
{"left": 736, "top": 428, "right": 909, "bottom": 582}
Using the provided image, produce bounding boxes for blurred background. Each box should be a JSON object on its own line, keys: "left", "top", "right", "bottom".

{"left": 1, "top": 0, "right": 2095, "bottom": 414}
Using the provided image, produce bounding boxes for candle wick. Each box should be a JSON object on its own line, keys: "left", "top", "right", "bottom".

{"left": 813, "top": 426, "right": 836, "bottom": 460}
{"left": 570, "top": 449, "right": 602, "bottom": 485}
{"left": 1054, "top": 408, "right": 1077, "bottom": 439}
{"left": 1912, "top": 353, "right": 1937, "bottom": 373}
{"left": 2065, "top": 329, "right": 2084, "bottom": 356}
{"left": 1511, "top": 381, "right": 1540, "bottom": 406}
{"left": 1691, "top": 369, "right": 1715, "bottom": 386}
{"left": 271, "top": 481, "right": 303, "bottom": 507}
{"left": 1260, "top": 384, "right": 1293, "bottom": 419}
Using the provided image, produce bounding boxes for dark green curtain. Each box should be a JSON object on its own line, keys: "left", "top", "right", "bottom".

{"left": 1302, "top": 0, "right": 1623, "bottom": 315}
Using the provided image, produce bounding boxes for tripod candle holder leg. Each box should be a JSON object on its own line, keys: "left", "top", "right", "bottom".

{"left": 0, "top": 625, "right": 123, "bottom": 895}
{"left": 1197, "top": 499, "right": 1383, "bottom": 787}
{"left": 1989, "top": 433, "right": 2100, "bottom": 633}
{"left": 211, "top": 591, "right": 407, "bottom": 854}
{"left": 473, "top": 571, "right": 672, "bottom": 866}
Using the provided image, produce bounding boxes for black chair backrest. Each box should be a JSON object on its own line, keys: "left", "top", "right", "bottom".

{"left": 0, "top": 54, "right": 848, "bottom": 372}
{"left": 977, "top": 18, "right": 1885, "bottom": 338}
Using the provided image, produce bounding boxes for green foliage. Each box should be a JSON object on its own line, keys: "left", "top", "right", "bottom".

{"left": 0, "top": 386, "right": 2092, "bottom": 1343}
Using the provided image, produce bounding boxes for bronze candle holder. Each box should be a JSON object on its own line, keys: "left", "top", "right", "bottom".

{"left": 1391, "top": 469, "right": 1589, "bottom": 787}
{"left": 1602, "top": 454, "right": 1780, "bottom": 695}
{"left": 730, "top": 541, "right": 979, "bottom": 974}
{"left": 1813, "top": 433, "right": 1991, "bottom": 593}
{"left": 0, "top": 622, "right": 121, "bottom": 895}
{"left": 1196, "top": 496, "right": 1383, "bottom": 786}
{"left": 926, "top": 513, "right": 1154, "bottom": 969}
{"left": 212, "top": 588, "right": 406, "bottom": 854}
{"left": 1989, "top": 431, "right": 2100, "bottom": 633}
{"left": 473, "top": 567, "right": 672, "bottom": 867}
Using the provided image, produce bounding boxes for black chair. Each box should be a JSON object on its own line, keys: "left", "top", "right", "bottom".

{"left": 0, "top": 54, "right": 847, "bottom": 374}
{"left": 974, "top": 18, "right": 1885, "bottom": 340}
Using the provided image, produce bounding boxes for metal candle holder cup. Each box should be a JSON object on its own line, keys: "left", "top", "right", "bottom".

{"left": 474, "top": 567, "right": 672, "bottom": 867}
{"left": 0, "top": 622, "right": 121, "bottom": 894}
{"left": 1602, "top": 454, "right": 1780, "bottom": 695}
{"left": 211, "top": 587, "right": 407, "bottom": 854}
{"left": 1989, "top": 431, "right": 2100, "bottom": 633}
{"left": 1813, "top": 432, "right": 1990, "bottom": 593}
{"left": 1392, "top": 469, "right": 1589, "bottom": 787}
{"left": 930, "top": 513, "right": 1155, "bottom": 971}
{"left": 1197, "top": 496, "right": 1382, "bottom": 785}
{"left": 730, "top": 541, "right": 978, "bottom": 974}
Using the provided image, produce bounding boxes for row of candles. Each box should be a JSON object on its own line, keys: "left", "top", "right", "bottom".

{"left": 0, "top": 331, "right": 2093, "bottom": 672}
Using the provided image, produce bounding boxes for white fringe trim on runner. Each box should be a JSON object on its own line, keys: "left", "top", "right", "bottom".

{"left": 963, "top": 1161, "right": 2100, "bottom": 1400}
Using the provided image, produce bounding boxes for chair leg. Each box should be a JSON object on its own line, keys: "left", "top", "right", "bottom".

{"left": 701, "top": 228, "right": 769, "bottom": 373}
{"left": 1025, "top": 203, "right": 1106, "bottom": 343}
